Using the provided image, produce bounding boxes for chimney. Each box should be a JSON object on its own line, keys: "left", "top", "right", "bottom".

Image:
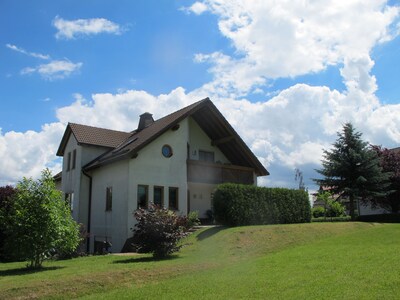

{"left": 137, "top": 112, "right": 154, "bottom": 131}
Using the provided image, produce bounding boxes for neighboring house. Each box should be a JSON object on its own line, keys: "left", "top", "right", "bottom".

{"left": 56, "top": 98, "right": 269, "bottom": 252}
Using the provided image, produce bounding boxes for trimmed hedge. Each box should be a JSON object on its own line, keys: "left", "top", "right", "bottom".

{"left": 312, "top": 216, "right": 351, "bottom": 222}
{"left": 357, "top": 214, "right": 400, "bottom": 223}
{"left": 213, "top": 183, "right": 311, "bottom": 226}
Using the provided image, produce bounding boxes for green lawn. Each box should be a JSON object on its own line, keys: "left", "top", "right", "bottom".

{"left": 1, "top": 222, "right": 399, "bottom": 299}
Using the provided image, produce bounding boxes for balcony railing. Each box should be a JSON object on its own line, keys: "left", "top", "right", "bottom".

{"left": 187, "top": 160, "right": 254, "bottom": 185}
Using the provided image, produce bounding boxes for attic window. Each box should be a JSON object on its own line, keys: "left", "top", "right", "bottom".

{"left": 162, "top": 145, "right": 173, "bottom": 158}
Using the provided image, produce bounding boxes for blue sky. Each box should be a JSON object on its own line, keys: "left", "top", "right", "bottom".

{"left": 1, "top": 1, "right": 400, "bottom": 190}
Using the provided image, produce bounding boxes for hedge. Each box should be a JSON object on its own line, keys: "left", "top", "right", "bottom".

{"left": 213, "top": 183, "right": 311, "bottom": 226}
{"left": 357, "top": 213, "right": 400, "bottom": 223}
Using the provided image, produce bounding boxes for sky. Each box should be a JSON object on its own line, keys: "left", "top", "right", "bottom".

{"left": 1, "top": 0, "right": 400, "bottom": 192}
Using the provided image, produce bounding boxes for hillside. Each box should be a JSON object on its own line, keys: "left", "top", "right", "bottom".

{"left": 1, "top": 222, "right": 399, "bottom": 299}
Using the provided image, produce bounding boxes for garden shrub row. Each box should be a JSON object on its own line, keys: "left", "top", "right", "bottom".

{"left": 357, "top": 213, "right": 400, "bottom": 223}
{"left": 312, "top": 216, "right": 351, "bottom": 222}
{"left": 213, "top": 183, "right": 311, "bottom": 226}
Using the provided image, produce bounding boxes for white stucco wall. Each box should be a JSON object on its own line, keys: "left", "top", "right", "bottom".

{"left": 188, "top": 117, "right": 229, "bottom": 163}
{"left": 358, "top": 202, "right": 389, "bottom": 216}
{"left": 188, "top": 183, "right": 217, "bottom": 218}
{"left": 128, "top": 119, "right": 190, "bottom": 233}
{"left": 90, "top": 159, "right": 129, "bottom": 253}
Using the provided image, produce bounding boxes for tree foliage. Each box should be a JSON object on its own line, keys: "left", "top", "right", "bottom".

{"left": 371, "top": 146, "right": 400, "bottom": 213}
{"left": 0, "top": 169, "right": 80, "bottom": 268}
{"left": 314, "top": 123, "right": 390, "bottom": 220}
{"left": 131, "top": 205, "right": 188, "bottom": 259}
{"left": 0, "top": 185, "right": 16, "bottom": 261}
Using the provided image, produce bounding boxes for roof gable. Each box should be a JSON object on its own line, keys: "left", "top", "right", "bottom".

{"left": 83, "top": 98, "right": 269, "bottom": 176}
{"left": 56, "top": 123, "right": 131, "bottom": 156}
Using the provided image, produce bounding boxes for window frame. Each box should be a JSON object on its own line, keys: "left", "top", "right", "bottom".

{"left": 67, "top": 152, "right": 71, "bottom": 171}
{"left": 137, "top": 185, "right": 149, "bottom": 209}
{"left": 153, "top": 186, "right": 164, "bottom": 208}
{"left": 72, "top": 149, "right": 77, "bottom": 170}
{"left": 168, "top": 187, "right": 179, "bottom": 210}
{"left": 106, "top": 186, "right": 112, "bottom": 211}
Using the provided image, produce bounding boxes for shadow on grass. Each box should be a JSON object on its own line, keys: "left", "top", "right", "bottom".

{"left": 0, "top": 266, "right": 65, "bottom": 276}
{"left": 196, "top": 226, "right": 226, "bottom": 241}
{"left": 113, "top": 255, "right": 180, "bottom": 264}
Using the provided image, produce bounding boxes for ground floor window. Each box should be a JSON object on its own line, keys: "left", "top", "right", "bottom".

{"left": 65, "top": 193, "right": 74, "bottom": 212}
{"left": 106, "top": 187, "right": 112, "bottom": 211}
{"left": 154, "top": 186, "right": 164, "bottom": 208}
{"left": 169, "top": 187, "right": 178, "bottom": 210}
{"left": 137, "top": 185, "right": 148, "bottom": 209}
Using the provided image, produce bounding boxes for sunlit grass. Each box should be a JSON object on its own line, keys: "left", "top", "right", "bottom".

{"left": 1, "top": 222, "right": 399, "bottom": 299}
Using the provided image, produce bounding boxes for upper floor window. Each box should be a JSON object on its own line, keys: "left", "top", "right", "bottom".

{"left": 199, "top": 150, "right": 214, "bottom": 163}
{"left": 162, "top": 145, "right": 173, "bottom": 158}
{"left": 137, "top": 185, "right": 148, "bottom": 209}
{"left": 106, "top": 187, "right": 112, "bottom": 211}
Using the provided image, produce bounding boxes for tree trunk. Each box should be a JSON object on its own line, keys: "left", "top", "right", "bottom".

{"left": 349, "top": 194, "right": 355, "bottom": 221}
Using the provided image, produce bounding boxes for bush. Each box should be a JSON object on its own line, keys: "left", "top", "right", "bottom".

{"left": 187, "top": 211, "right": 201, "bottom": 228}
{"left": 131, "top": 205, "right": 189, "bottom": 258}
{"left": 312, "top": 206, "right": 325, "bottom": 218}
{"left": 312, "top": 216, "right": 351, "bottom": 222}
{"left": 213, "top": 183, "right": 311, "bottom": 226}
{"left": 327, "top": 201, "right": 345, "bottom": 217}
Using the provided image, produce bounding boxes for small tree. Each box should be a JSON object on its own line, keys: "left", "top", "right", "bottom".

{"left": 372, "top": 146, "right": 400, "bottom": 213}
{"left": 0, "top": 169, "right": 80, "bottom": 268}
{"left": 131, "top": 205, "right": 188, "bottom": 259}
{"left": 314, "top": 123, "right": 390, "bottom": 220}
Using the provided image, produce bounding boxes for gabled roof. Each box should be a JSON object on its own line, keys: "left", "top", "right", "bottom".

{"left": 56, "top": 123, "right": 131, "bottom": 156}
{"left": 83, "top": 98, "right": 269, "bottom": 176}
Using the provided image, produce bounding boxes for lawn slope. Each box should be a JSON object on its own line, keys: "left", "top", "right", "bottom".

{"left": 0, "top": 222, "right": 399, "bottom": 299}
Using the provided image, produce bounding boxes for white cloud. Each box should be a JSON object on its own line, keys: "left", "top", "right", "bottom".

{"left": 184, "top": 2, "right": 209, "bottom": 15}
{"left": 193, "top": 0, "right": 400, "bottom": 95}
{"left": 21, "top": 60, "right": 82, "bottom": 80}
{"left": 53, "top": 16, "right": 123, "bottom": 39}
{"left": 6, "top": 43, "right": 50, "bottom": 60}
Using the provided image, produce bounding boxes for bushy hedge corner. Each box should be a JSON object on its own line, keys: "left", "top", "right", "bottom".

{"left": 213, "top": 183, "right": 311, "bottom": 226}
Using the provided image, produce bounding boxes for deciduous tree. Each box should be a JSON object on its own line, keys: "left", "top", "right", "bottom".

{"left": 0, "top": 169, "right": 80, "bottom": 268}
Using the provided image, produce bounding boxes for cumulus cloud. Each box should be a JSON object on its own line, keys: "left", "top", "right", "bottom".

{"left": 1, "top": 1, "right": 400, "bottom": 192}
{"left": 6, "top": 44, "right": 50, "bottom": 60}
{"left": 193, "top": 0, "right": 400, "bottom": 95}
{"left": 53, "top": 16, "right": 123, "bottom": 39}
{"left": 183, "top": 2, "right": 209, "bottom": 15}
{"left": 21, "top": 59, "right": 83, "bottom": 80}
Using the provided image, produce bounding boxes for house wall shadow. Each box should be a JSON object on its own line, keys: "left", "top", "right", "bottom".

{"left": 196, "top": 226, "right": 226, "bottom": 241}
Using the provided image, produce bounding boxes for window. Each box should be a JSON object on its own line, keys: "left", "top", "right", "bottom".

{"left": 162, "top": 145, "right": 173, "bottom": 158}
{"left": 137, "top": 185, "right": 148, "bottom": 209}
{"left": 72, "top": 149, "right": 77, "bottom": 170}
{"left": 67, "top": 152, "right": 71, "bottom": 171}
{"left": 199, "top": 150, "right": 214, "bottom": 162}
{"left": 169, "top": 187, "right": 179, "bottom": 210}
{"left": 106, "top": 187, "right": 112, "bottom": 211}
{"left": 65, "top": 193, "right": 74, "bottom": 212}
{"left": 153, "top": 186, "right": 164, "bottom": 208}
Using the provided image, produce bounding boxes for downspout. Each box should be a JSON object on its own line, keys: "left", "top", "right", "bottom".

{"left": 82, "top": 170, "right": 92, "bottom": 253}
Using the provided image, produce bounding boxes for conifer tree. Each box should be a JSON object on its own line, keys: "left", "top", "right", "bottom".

{"left": 315, "top": 123, "right": 390, "bottom": 220}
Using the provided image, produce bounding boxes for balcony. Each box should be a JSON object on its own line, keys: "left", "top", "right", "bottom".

{"left": 187, "top": 160, "right": 254, "bottom": 185}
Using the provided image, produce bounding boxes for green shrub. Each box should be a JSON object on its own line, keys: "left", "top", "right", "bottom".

{"left": 187, "top": 211, "right": 201, "bottom": 228}
{"left": 327, "top": 201, "right": 345, "bottom": 217}
{"left": 131, "top": 205, "right": 188, "bottom": 258}
{"left": 213, "top": 183, "right": 311, "bottom": 226}
{"left": 312, "top": 206, "right": 325, "bottom": 218}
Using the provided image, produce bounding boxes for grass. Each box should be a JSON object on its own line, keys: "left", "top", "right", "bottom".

{"left": 1, "top": 222, "right": 399, "bottom": 299}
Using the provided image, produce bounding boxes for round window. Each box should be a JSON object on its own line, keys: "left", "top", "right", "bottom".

{"left": 162, "top": 145, "right": 173, "bottom": 158}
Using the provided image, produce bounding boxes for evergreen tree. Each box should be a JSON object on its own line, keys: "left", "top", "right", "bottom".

{"left": 314, "top": 123, "right": 390, "bottom": 220}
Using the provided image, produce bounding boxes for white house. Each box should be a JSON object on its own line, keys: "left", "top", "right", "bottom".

{"left": 56, "top": 98, "right": 269, "bottom": 252}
